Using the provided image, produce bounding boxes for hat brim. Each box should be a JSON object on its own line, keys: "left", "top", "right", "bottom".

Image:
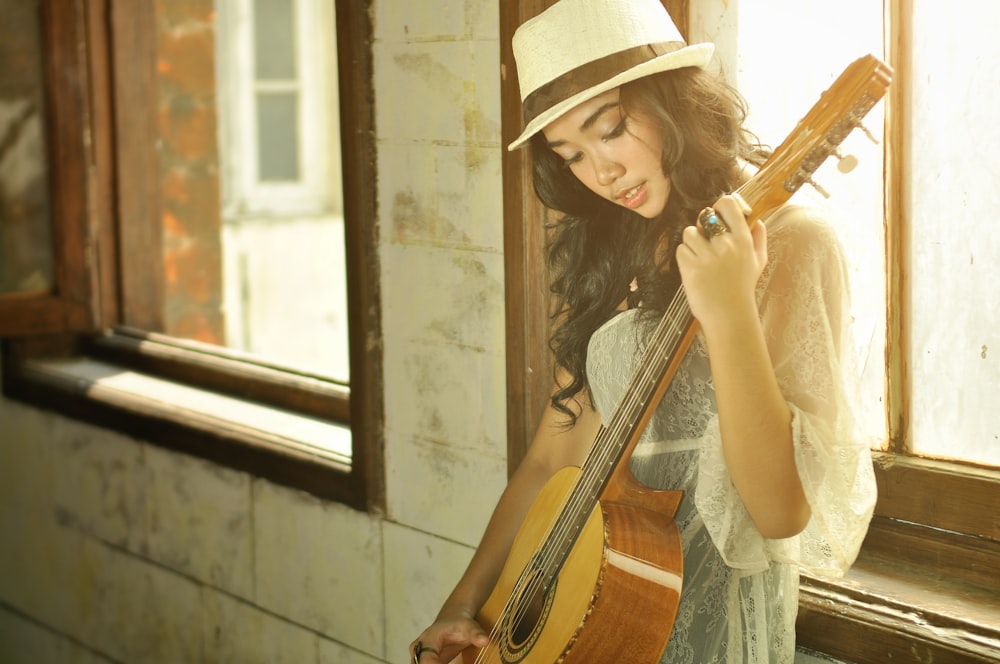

{"left": 507, "top": 42, "right": 714, "bottom": 151}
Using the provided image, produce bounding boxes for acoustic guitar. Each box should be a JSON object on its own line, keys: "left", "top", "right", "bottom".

{"left": 465, "top": 54, "right": 893, "bottom": 664}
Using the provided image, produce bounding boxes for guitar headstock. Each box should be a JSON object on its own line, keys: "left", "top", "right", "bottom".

{"left": 739, "top": 54, "right": 894, "bottom": 218}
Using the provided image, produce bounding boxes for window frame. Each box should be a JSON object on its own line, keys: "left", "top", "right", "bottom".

{"left": 0, "top": 0, "right": 116, "bottom": 336}
{"left": 499, "top": 1, "right": 999, "bottom": 661}
{"left": 1, "top": 0, "right": 383, "bottom": 512}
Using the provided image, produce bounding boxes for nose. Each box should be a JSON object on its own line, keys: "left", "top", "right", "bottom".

{"left": 594, "top": 156, "right": 624, "bottom": 186}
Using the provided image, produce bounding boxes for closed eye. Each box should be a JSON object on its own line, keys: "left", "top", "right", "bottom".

{"left": 561, "top": 152, "right": 583, "bottom": 168}
{"left": 603, "top": 118, "right": 627, "bottom": 142}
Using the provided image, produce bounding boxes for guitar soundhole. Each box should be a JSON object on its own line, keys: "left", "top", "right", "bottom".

{"left": 499, "top": 569, "right": 556, "bottom": 662}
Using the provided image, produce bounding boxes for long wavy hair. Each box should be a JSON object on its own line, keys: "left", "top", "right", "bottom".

{"left": 529, "top": 66, "right": 764, "bottom": 425}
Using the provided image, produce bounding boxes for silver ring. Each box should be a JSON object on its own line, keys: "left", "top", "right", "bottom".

{"left": 698, "top": 206, "right": 729, "bottom": 239}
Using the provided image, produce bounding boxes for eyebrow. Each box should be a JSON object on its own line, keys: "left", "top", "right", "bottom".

{"left": 547, "top": 101, "right": 621, "bottom": 149}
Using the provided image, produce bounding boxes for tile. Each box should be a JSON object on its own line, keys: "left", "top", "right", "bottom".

{"left": 201, "top": 588, "right": 320, "bottom": 663}
{"left": 374, "top": 0, "right": 498, "bottom": 43}
{"left": 374, "top": 40, "right": 498, "bottom": 145}
{"left": 384, "top": 431, "right": 505, "bottom": 546}
{"left": 49, "top": 420, "right": 147, "bottom": 553}
{"left": 434, "top": 144, "right": 503, "bottom": 249}
{"left": 0, "top": 515, "right": 97, "bottom": 650}
{"left": 317, "top": 637, "right": 387, "bottom": 664}
{"left": 80, "top": 537, "right": 203, "bottom": 664}
{"left": 0, "top": 607, "right": 114, "bottom": 664}
{"left": 0, "top": 400, "right": 57, "bottom": 519}
{"left": 383, "top": 340, "right": 507, "bottom": 458}
{"left": 382, "top": 521, "right": 475, "bottom": 664}
{"left": 379, "top": 143, "right": 502, "bottom": 251}
{"left": 381, "top": 244, "right": 505, "bottom": 352}
{"left": 144, "top": 445, "right": 254, "bottom": 598}
{"left": 253, "top": 480, "right": 383, "bottom": 654}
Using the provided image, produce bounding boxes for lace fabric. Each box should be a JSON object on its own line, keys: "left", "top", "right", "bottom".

{"left": 585, "top": 206, "right": 877, "bottom": 663}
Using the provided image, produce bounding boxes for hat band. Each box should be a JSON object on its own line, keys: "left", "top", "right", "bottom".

{"left": 522, "top": 41, "right": 686, "bottom": 129}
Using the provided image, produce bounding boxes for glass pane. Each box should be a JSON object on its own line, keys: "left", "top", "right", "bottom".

{"left": 908, "top": 6, "right": 1000, "bottom": 466}
{"left": 156, "top": 0, "right": 348, "bottom": 381}
{"left": 702, "top": 0, "right": 888, "bottom": 447}
{"left": 256, "top": 92, "right": 300, "bottom": 181}
{"left": 253, "top": 0, "right": 296, "bottom": 80}
{"left": 0, "top": 0, "right": 54, "bottom": 296}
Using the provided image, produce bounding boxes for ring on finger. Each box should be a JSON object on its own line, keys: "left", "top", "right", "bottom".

{"left": 697, "top": 206, "right": 729, "bottom": 239}
{"left": 413, "top": 641, "right": 439, "bottom": 663}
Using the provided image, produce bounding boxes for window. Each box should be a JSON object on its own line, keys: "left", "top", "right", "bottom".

{"left": 216, "top": 0, "right": 349, "bottom": 378}
{"left": 1, "top": 0, "right": 382, "bottom": 511}
{"left": 501, "top": 1, "right": 999, "bottom": 662}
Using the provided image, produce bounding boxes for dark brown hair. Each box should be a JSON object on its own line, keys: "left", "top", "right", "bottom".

{"left": 529, "top": 66, "right": 763, "bottom": 424}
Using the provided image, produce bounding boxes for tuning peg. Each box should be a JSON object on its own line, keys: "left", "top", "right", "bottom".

{"left": 857, "top": 123, "right": 879, "bottom": 145}
{"left": 807, "top": 177, "right": 831, "bottom": 198}
{"left": 833, "top": 149, "right": 858, "bottom": 174}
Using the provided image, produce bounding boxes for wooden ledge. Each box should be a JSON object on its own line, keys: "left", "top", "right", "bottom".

{"left": 798, "top": 552, "right": 1000, "bottom": 663}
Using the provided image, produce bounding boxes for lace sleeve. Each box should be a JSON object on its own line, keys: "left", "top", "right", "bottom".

{"left": 694, "top": 205, "right": 877, "bottom": 576}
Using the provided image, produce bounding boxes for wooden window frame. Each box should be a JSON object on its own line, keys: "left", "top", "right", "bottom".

{"left": 1, "top": 0, "right": 383, "bottom": 512}
{"left": 500, "top": 1, "right": 999, "bottom": 662}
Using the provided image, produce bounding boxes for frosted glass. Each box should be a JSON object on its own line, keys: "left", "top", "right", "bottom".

{"left": 908, "top": 6, "right": 1000, "bottom": 465}
{"left": 730, "top": 1, "right": 888, "bottom": 447}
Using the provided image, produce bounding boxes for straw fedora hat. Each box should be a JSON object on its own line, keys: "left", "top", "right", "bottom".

{"left": 508, "top": 0, "right": 714, "bottom": 151}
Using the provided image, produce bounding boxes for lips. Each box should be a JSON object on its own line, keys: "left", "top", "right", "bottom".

{"left": 616, "top": 182, "right": 648, "bottom": 210}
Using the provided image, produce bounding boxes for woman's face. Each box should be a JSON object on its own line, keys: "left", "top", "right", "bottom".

{"left": 542, "top": 88, "right": 670, "bottom": 219}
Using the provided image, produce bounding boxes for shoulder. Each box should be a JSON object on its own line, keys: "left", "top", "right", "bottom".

{"left": 763, "top": 204, "right": 841, "bottom": 252}
{"left": 758, "top": 204, "right": 850, "bottom": 293}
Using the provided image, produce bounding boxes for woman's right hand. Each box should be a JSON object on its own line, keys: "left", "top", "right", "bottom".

{"left": 410, "top": 605, "right": 490, "bottom": 664}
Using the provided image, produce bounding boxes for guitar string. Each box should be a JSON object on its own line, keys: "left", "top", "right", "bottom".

{"left": 476, "top": 289, "right": 692, "bottom": 663}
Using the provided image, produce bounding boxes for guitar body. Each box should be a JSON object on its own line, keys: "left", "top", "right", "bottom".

{"left": 464, "top": 466, "right": 684, "bottom": 663}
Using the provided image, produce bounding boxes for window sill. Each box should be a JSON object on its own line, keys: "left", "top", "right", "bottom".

{"left": 798, "top": 541, "right": 1000, "bottom": 663}
{"left": 3, "top": 354, "right": 365, "bottom": 509}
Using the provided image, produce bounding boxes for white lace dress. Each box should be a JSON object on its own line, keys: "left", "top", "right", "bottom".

{"left": 585, "top": 206, "right": 877, "bottom": 664}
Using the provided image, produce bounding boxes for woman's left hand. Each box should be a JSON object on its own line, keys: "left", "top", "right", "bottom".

{"left": 674, "top": 194, "right": 768, "bottom": 334}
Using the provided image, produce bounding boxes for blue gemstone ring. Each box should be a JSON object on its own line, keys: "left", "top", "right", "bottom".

{"left": 698, "top": 206, "right": 730, "bottom": 239}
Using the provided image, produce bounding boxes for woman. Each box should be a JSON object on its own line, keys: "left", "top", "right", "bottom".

{"left": 412, "top": 0, "right": 876, "bottom": 662}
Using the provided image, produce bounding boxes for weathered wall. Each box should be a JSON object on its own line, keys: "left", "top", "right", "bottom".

{"left": 0, "top": 1, "right": 504, "bottom": 662}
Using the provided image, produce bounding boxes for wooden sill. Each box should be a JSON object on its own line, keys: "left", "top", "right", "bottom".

{"left": 798, "top": 543, "right": 1000, "bottom": 663}
{"left": 2, "top": 354, "right": 366, "bottom": 509}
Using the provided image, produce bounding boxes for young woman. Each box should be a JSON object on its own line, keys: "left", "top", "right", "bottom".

{"left": 412, "top": 1, "right": 877, "bottom": 662}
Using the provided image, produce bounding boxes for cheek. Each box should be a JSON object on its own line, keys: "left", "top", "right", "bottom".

{"left": 568, "top": 163, "right": 603, "bottom": 196}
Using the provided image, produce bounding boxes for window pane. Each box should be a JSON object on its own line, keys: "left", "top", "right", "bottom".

{"left": 700, "top": 0, "right": 888, "bottom": 447}
{"left": 253, "top": 0, "right": 296, "bottom": 80}
{"left": 908, "top": 6, "right": 1000, "bottom": 466}
{"left": 156, "top": 0, "right": 348, "bottom": 381}
{"left": 256, "top": 92, "right": 300, "bottom": 181}
{"left": 0, "top": 0, "right": 54, "bottom": 296}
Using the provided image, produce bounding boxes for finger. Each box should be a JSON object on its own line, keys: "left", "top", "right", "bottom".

{"left": 731, "top": 192, "right": 753, "bottom": 216}
{"left": 711, "top": 195, "right": 750, "bottom": 236}
{"left": 682, "top": 223, "right": 708, "bottom": 252}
